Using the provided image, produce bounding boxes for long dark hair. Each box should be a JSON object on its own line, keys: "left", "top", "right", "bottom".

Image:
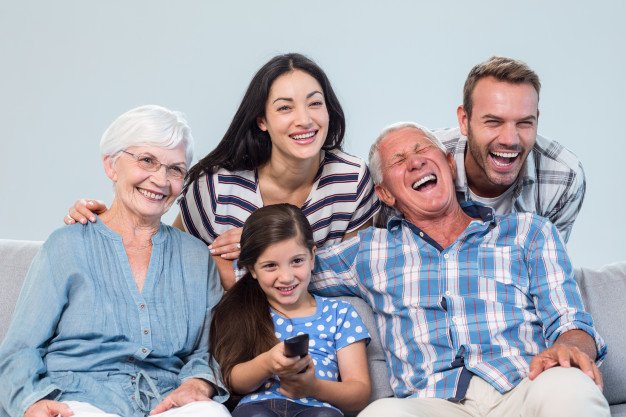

{"left": 185, "top": 53, "right": 345, "bottom": 189}
{"left": 209, "top": 203, "right": 316, "bottom": 389}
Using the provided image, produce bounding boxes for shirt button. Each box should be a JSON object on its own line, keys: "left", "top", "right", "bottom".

{"left": 444, "top": 253, "right": 450, "bottom": 259}
{"left": 452, "top": 317, "right": 458, "bottom": 323}
{"left": 143, "top": 329, "right": 150, "bottom": 335}
{"left": 419, "top": 231, "right": 424, "bottom": 237}
{"left": 128, "top": 356, "right": 135, "bottom": 362}
{"left": 141, "top": 348, "right": 148, "bottom": 353}
{"left": 139, "top": 303, "right": 145, "bottom": 310}
{"left": 445, "top": 291, "right": 451, "bottom": 296}
{"left": 131, "top": 376, "right": 136, "bottom": 381}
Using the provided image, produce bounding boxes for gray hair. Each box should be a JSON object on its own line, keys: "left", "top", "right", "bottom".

{"left": 100, "top": 105, "right": 194, "bottom": 166}
{"left": 368, "top": 122, "right": 447, "bottom": 185}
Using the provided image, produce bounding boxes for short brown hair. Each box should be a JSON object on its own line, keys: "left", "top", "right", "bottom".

{"left": 463, "top": 56, "right": 541, "bottom": 118}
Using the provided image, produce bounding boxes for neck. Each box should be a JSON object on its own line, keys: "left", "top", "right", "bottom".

{"left": 408, "top": 205, "right": 473, "bottom": 248}
{"left": 270, "top": 292, "right": 316, "bottom": 319}
{"left": 100, "top": 201, "right": 160, "bottom": 248}
{"left": 464, "top": 150, "right": 508, "bottom": 198}
{"left": 260, "top": 152, "right": 321, "bottom": 192}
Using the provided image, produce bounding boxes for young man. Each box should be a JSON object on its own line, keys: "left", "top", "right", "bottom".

{"left": 435, "top": 56, "right": 585, "bottom": 242}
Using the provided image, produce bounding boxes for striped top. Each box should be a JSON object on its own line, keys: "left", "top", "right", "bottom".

{"left": 311, "top": 203, "right": 606, "bottom": 400}
{"left": 178, "top": 149, "right": 380, "bottom": 247}
{"left": 433, "top": 127, "right": 586, "bottom": 242}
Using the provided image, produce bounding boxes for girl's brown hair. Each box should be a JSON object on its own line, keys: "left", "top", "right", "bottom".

{"left": 209, "top": 203, "right": 315, "bottom": 389}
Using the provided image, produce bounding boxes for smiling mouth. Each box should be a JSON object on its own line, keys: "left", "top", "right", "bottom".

{"left": 412, "top": 174, "right": 437, "bottom": 191}
{"left": 276, "top": 284, "right": 298, "bottom": 294}
{"left": 291, "top": 131, "right": 316, "bottom": 141}
{"left": 490, "top": 151, "right": 520, "bottom": 167}
{"left": 138, "top": 188, "right": 165, "bottom": 200}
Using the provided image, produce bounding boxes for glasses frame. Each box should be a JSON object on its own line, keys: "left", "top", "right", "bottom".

{"left": 120, "top": 150, "right": 188, "bottom": 180}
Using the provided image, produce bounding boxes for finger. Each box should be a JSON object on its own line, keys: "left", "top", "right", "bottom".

{"left": 76, "top": 199, "right": 98, "bottom": 222}
{"left": 571, "top": 352, "right": 596, "bottom": 380}
{"left": 528, "top": 356, "right": 546, "bottom": 380}
{"left": 592, "top": 364, "right": 604, "bottom": 390}
{"left": 555, "top": 346, "right": 572, "bottom": 368}
{"left": 48, "top": 402, "right": 74, "bottom": 417}
{"left": 68, "top": 206, "right": 89, "bottom": 225}
{"left": 64, "top": 213, "right": 76, "bottom": 225}
{"left": 150, "top": 398, "right": 175, "bottom": 415}
{"left": 219, "top": 246, "right": 241, "bottom": 260}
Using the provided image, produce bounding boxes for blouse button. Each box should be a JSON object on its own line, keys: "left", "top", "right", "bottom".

{"left": 139, "top": 303, "right": 145, "bottom": 310}
{"left": 141, "top": 348, "right": 148, "bottom": 353}
{"left": 144, "top": 329, "right": 150, "bottom": 335}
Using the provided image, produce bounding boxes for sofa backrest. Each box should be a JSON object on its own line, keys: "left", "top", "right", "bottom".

{"left": 575, "top": 263, "right": 626, "bottom": 405}
{"left": 0, "top": 239, "right": 42, "bottom": 341}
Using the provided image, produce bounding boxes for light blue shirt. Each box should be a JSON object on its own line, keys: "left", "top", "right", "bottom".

{"left": 312, "top": 203, "right": 606, "bottom": 400}
{"left": 0, "top": 220, "right": 227, "bottom": 417}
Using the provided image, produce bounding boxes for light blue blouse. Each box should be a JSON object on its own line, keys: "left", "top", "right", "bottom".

{"left": 0, "top": 219, "right": 228, "bottom": 417}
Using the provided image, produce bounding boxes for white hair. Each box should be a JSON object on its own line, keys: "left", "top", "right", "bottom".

{"left": 100, "top": 105, "right": 194, "bottom": 166}
{"left": 368, "top": 122, "right": 447, "bottom": 185}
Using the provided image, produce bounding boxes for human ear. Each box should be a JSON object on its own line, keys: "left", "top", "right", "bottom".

{"left": 103, "top": 155, "right": 118, "bottom": 182}
{"left": 375, "top": 184, "right": 396, "bottom": 207}
{"left": 457, "top": 105, "right": 469, "bottom": 136}
{"left": 447, "top": 153, "right": 457, "bottom": 181}
{"left": 257, "top": 116, "right": 268, "bottom": 132}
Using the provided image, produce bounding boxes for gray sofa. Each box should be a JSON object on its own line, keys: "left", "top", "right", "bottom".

{"left": 1, "top": 239, "right": 625, "bottom": 416}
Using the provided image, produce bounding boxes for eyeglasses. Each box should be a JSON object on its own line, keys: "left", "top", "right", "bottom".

{"left": 121, "top": 150, "right": 188, "bottom": 180}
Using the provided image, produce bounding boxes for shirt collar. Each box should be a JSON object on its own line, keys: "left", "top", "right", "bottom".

{"left": 386, "top": 200, "right": 496, "bottom": 231}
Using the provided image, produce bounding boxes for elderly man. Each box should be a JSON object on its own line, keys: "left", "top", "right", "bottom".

{"left": 311, "top": 122, "right": 608, "bottom": 416}
{"left": 434, "top": 56, "right": 585, "bottom": 242}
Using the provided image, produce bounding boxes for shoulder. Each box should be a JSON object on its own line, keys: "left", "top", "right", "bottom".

{"left": 494, "top": 211, "right": 557, "bottom": 242}
{"left": 163, "top": 224, "right": 208, "bottom": 253}
{"left": 432, "top": 127, "right": 464, "bottom": 152}
{"left": 323, "top": 149, "right": 368, "bottom": 172}
{"left": 532, "top": 134, "right": 584, "bottom": 176}
{"left": 42, "top": 223, "right": 93, "bottom": 253}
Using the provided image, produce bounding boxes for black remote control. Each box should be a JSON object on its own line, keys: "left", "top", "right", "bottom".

{"left": 283, "top": 333, "right": 309, "bottom": 358}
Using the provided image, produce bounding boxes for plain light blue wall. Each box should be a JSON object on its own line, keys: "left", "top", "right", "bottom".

{"left": 1, "top": 1, "right": 624, "bottom": 268}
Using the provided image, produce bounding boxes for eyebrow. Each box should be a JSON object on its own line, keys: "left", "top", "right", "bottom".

{"left": 481, "top": 114, "right": 538, "bottom": 122}
{"left": 272, "top": 90, "right": 323, "bottom": 104}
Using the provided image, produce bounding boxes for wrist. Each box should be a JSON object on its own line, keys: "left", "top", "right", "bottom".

{"left": 185, "top": 378, "right": 212, "bottom": 397}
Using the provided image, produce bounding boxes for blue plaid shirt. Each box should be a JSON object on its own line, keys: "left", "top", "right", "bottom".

{"left": 311, "top": 203, "right": 606, "bottom": 400}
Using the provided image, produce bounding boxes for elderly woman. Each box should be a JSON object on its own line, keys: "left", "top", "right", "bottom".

{"left": 0, "top": 106, "right": 230, "bottom": 417}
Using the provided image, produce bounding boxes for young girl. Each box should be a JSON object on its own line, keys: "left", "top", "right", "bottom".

{"left": 210, "top": 203, "right": 371, "bottom": 417}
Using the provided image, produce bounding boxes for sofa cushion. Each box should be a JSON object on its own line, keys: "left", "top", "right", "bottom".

{"left": 0, "top": 239, "right": 42, "bottom": 341}
{"left": 575, "top": 263, "right": 626, "bottom": 406}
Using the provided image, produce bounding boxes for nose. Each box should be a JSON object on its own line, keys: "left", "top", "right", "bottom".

{"left": 150, "top": 165, "right": 169, "bottom": 185}
{"left": 498, "top": 123, "right": 521, "bottom": 148}
{"left": 407, "top": 153, "right": 426, "bottom": 171}
{"left": 295, "top": 105, "right": 313, "bottom": 127}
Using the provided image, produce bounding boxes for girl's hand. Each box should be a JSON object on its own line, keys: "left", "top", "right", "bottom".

{"left": 64, "top": 199, "right": 107, "bottom": 224}
{"left": 265, "top": 342, "right": 310, "bottom": 377}
{"left": 278, "top": 360, "right": 317, "bottom": 399}
{"left": 209, "top": 227, "right": 243, "bottom": 260}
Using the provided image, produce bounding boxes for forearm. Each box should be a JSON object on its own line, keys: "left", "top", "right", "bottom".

{"left": 555, "top": 329, "right": 597, "bottom": 361}
{"left": 213, "top": 255, "right": 236, "bottom": 290}
{"left": 311, "top": 378, "right": 371, "bottom": 412}
{"left": 229, "top": 352, "right": 272, "bottom": 394}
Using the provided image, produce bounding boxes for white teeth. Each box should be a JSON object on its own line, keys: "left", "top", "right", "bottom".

{"left": 292, "top": 131, "right": 315, "bottom": 140}
{"left": 412, "top": 174, "right": 436, "bottom": 189}
{"left": 277, "top": 285, "right": 297, "bottom": 291}
{"left": 492, "top": 151, "right": 519, "bottom": 158}
{"left": 139, "top": 189, "right": 164, "bottom": 200}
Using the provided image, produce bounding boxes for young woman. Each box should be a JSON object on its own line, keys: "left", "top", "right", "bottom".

{"left": 66, "top": 53, "right": 380, "bottom": 288}
{"left": 210, "top": 204, "right": 371, "bottom": 417}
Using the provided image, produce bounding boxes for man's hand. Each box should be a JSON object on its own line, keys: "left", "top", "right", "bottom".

{"left": 150, "top": 378, "right": 214, "bottom": 415}
{"left": 25, "top": 400, "right": 73, "bottom": 417}
{"left": 529, "top": 343, "right": 603, "bottom": 389}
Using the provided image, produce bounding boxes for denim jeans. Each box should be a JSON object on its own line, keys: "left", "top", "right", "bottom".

{"left": 232, "top": 399, "right": 343, "bottom": 417}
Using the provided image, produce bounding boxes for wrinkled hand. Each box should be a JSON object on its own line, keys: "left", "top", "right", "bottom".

{"left": 150, "top": 378, "right": 214, "bottom": 415}
{"left": 64, "top": 199, "right": 107, "bottom": 224}
{"left": 278, "top": 360, "right": 317, "bottom": 399}
{"left": 25, "top": 400, "right": 74, "bottom": 417}
{"left": 265, "top": 342, "right": 311, "bottom": 378}
{"left": 529, "top": 344, "right": 603, "bottom": 389}
{"left": 209, "top": 227, "right": 243, "bottom": 260}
